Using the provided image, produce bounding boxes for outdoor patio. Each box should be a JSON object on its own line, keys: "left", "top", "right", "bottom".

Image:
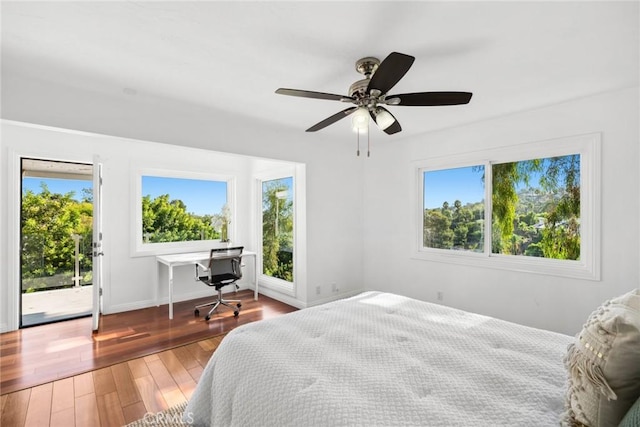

{"left": 21, "top": 285, "right": 92, "bottom": 326}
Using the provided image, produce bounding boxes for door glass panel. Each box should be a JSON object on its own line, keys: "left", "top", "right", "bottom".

{"left": 21, "top": 159, "right": 93, "bottom": 327}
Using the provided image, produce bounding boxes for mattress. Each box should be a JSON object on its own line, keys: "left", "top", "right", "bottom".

{"left": 185, "top": 291, "right": 572, "bottom": 426}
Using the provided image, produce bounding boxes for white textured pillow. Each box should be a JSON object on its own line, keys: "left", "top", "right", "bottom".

{"left": 562, "top": 288, "right": 640, "bottom": 427}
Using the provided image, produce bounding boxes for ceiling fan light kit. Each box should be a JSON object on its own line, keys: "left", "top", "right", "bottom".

{"left": 372, "top": 107, "right": 395, "bottom": 131}
{"left": 351, "top": 107, "right": 370, "bottom": 132}
{"left": 275, "top": 51, "right": 473, "bottom": 156}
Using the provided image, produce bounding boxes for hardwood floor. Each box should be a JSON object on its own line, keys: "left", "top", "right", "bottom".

{"left": 0, "top": 290, "right": 297, "bottom": 395}
{"left": 1, "top": 334, "right": 225, "bottom": 426}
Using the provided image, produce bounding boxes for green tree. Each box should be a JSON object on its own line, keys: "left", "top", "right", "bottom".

{"left": 21, "top": 183, "right": 93, "bottom": 291}
{"left": 262, "top": 181, "right": 293, "bottom": 281}
{"left": 451, "top": 200, "right": 475, "bottom": 249}
{"left": 141, "top": 194, "right": 218, "bottom": 243}
{"left": 424, "top": 208, "right": 454, "bottom": 249}
{"left": 491, "top": 156, "right": 580, "bottom": 259}
{"left": 492, "top": 160, "right": 543, "bottom": 253}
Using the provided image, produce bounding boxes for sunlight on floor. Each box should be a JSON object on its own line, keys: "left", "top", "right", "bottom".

{"left": 45, "top": 336, "right": 93, "bottom": 353}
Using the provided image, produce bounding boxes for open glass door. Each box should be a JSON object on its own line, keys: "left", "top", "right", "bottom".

{"left": 92, "top": 158, "right": 103, "bottom": 331}
{"left": 20, "top": 159, "right": 94, "bottom": 327}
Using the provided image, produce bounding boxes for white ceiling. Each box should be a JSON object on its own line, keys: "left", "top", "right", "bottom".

{"left": 1, "top": 1, "right": 638, "bottom": 140}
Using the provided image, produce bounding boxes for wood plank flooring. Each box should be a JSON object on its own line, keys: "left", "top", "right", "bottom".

{"left": 1, "top": 334, "right": 226, "bottom": 426}
{"left": 0, "top": 290, "right": 297, "bottom": 395}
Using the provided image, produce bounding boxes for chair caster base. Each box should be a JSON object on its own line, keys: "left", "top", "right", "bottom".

{"left": 204, "top": 315, "right": 211, "bottom": 321}
{"left": 194, "top": 309, "right": 199, "bottom": 317}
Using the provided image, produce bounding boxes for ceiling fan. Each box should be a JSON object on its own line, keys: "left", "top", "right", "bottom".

{"left": 275, "top": 52, "right": 473, "bottom": 135}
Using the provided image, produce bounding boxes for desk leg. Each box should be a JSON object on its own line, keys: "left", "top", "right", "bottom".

{"left": 168, "top": 265, "right": 174, "bottom": 320}
{"left": 156, "top": 263, "right": 161, "bottom": 307}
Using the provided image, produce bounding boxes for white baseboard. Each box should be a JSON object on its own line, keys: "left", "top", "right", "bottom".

{"left": 0, "top": 323, "right": 9, "bottom": 333}
{"left": 306, "top": 289, "right": 363, "bottom": 308}
{"left": 255, "top": 286, "right": 307, "bottom": 309}
{"left": 104, "top": 288, "right": 223, "bottom": 314}
{"left": 104, "top": 287, "right": 363, "bottom": 316}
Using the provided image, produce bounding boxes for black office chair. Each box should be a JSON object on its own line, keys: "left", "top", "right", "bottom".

{"left": 194, "top": 246, "right": 243, "bottom": 320}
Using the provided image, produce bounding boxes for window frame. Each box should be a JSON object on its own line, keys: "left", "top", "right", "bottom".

{"left": 132, "top": 168, "right": 236, "bottom": 257}
{"left": 255, "top": 168, "right": 298, "bottom": 297}
{"left": 413, "top": 133, "right": 601, "bottom": 280}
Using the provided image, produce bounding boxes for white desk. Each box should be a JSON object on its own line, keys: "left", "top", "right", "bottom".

{"left": 156, "top": 250, "right": 257, "bottom": 319}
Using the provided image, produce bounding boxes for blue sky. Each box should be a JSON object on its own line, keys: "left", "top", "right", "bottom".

{"left": 423, "top": 159, "right": 574, "bottom": 209}
{"left": 23, "top": 177, "right": 92, "bottom": 201}
{"left": 424, "top": 166, "right": 485, "bottom": 209}
{"left": 23, "top": 176, "right": 228, "bottom": 216}
{"left": 142, "top": 176, "right": 227, "bottom": 216}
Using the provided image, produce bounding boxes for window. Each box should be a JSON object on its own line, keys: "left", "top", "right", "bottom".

{"left": 261, "top": 177, "right": 294, "bottom": 282}
{"left": 491, "top": 155, "right": 580, "bottom": 259}
{"left": 133, "top": 169, "right": 234, "bottom": 256}
{"left": 414, "top": 133, "right": 601, "bottom": 280}
{"left": 423, "top": 165, "right": 485, "bottom": 252}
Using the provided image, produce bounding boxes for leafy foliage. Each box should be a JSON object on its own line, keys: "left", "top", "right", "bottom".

{"left": 424, "top": 201, "right": 483, "bottom": 251}
{"left": 262, "top": 180, "right": 293, "bottom": 282}
{"left": 141, "top": 194, "right": 219, "bottom": 243}
{"left": 493, "top": 156, "right": 580, "bottom": 259}
{"left": 21, "top": 183, "right": 93, "bottom": 292}
{"left": 423, "top": 155, "right": 581, "bottom": 260}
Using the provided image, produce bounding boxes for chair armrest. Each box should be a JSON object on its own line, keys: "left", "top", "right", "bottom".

{"left": 194, "top": 262, "right": 210, "bottom": 280}
{"left": 195, "top": 261, "right": 209, "bottom": 271}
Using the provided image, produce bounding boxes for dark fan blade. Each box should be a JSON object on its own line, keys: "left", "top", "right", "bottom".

{"left": 306, "top": 107, "right": 358, "bottom": 132}
{"left": 384, "top": 120, "right": 402, "bottom": 135}
{"left": 276, "top": 88, "right": 353, "bottom": 102}
{"left": 389, "top": 91, "right": 473, "bottom": 106}
{"left": 367, "top": 52, "right": 415, "bottom": 95}
{"left": 369, "top": 107, "right": 402, "bottom": 135}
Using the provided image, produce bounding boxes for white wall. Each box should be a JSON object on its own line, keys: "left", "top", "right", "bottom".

{"left": 362, "top": 87, "right": 640, "bottom": 335}
{"left": 0, "top": 84, "right": 366, "bottom": 331}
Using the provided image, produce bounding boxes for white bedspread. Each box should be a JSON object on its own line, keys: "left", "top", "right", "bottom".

{"left": 185, "top": 291, "right": 572, "bottom": 426}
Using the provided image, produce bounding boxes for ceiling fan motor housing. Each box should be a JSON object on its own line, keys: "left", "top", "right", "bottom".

{"left": 351, "top": 57, "right": 384, "bottom": 107}
{"left": 355, "top": 56, "right": 380, "bottom": 77}
{"left": 349, "top": 79, "right": 370, "bottom": 98}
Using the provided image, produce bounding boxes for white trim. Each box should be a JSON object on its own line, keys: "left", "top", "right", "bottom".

{"left": 412, "top": 132, "right": 602, "bottom": 281}
{"left": 254, "top": 165, "right": 307, "bottom": 300}
{"left": 108, "top": 289, "right": 216, "bottom": 314}
{"left": 256, "top": 286, "right": 306, "bottom": 310}
{"left": 7, "top": 149, "right": 20, "bottom": 332}
{"left": 259, "top": 275, "right": 296, "bottom": 297}
{"left": 7, "top": 148, "right": 97, "bottom": 331}
{"left": 131, "top": 167, "right": 237, "bottom": 257}
{"left": 92, "top": 157, "right": 103, "bottom": 331}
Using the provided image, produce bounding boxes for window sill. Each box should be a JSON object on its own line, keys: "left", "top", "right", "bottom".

{"left": 258, "top": 275, "right": 295, "bottom": 297}
{"left": 132, "top": 240, "right": 232, "bottom": 258}
{"left": 412, "top": 248, "right": 600, "bottom": 281}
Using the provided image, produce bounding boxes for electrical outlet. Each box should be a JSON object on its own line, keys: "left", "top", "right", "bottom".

{"left": 316, "top": 286, "right": 321, "bottom": 295}
{"left": 437, "top": 291, "right": 444, "bottom": 301}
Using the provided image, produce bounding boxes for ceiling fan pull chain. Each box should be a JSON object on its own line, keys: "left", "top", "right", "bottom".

{"left": 356, "top": 129, "right": 360, "bottom": 156}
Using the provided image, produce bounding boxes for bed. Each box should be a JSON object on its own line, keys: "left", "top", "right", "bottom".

{"left": 184, "top": 291, "right": 574, "bottom": 426}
